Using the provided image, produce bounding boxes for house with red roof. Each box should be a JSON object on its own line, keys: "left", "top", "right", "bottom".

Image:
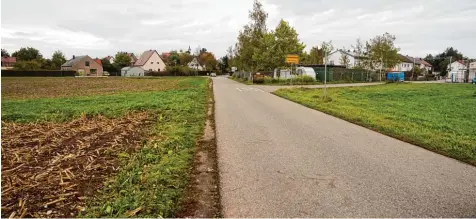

{"left": 1, "top": 57, "right": 16, "bottom": 70}
{"left": 103, "top": 55, "right": 114, "bottom": 64}
{"left": 127, "top": 53, "right": 137, "bottom": 66}
{"left": 94, "top": 58, "right": 102, "bottom": 66}
{"left": 134, "top": 50, "right": 166, "bottom": 72}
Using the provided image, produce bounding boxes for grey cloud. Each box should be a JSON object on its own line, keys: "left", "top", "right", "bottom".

{"left": 2, "top": 0, "right": 476, "bottom": 59}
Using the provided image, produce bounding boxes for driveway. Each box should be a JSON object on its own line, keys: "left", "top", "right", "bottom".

{"left": 251, "top": 82, "right": 384, "bottom": 92}
{"left": 213, "top": 77, "right": 476, "bottom": 217}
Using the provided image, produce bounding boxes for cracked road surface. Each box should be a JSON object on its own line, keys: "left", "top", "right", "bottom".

{"left": 213, "top": 77, "right": 476, "bottom": 217}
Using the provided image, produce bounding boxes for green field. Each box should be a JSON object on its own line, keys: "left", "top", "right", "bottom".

{"left": 1, "top": 77, "right": 210, "bottom": 217}
{"left": 274, "top": 83, "right": 476, "bottom": 166}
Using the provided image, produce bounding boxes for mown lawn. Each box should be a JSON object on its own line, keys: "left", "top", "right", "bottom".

{"left": 274, "top": 83, "right": 476, "bottom": 166}
{"left": 1, "top": 77, "right": 210, "bottom": 217}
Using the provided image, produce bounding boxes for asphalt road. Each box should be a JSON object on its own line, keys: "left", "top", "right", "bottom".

{"left": 213, "top": 76, "right": 476, "bottom": 217}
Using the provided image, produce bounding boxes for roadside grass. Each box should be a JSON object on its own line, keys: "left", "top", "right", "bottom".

{"left": 274, "top": 83, "right": 476, "bottom": 166}
{"left": 1, "top": 77, "right": 210, "bottom": 217}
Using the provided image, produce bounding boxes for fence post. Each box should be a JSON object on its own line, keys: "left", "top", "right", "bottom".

{"left": 352, "top": 72, "right": 354, "bottom": 82}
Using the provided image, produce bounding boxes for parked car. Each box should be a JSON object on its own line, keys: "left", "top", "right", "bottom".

{"left": 210, "top": 72, "right": 217, "bottom": 77}
{"left": 472, "top": 76, "right": 476, "bottom": 84}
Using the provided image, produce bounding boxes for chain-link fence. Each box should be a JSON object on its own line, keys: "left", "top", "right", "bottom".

{"left": 233, "top": 71, "right": 252, "bottom": 80}
{"left": 312, "top": 67, "right": 384, "bottom": 82}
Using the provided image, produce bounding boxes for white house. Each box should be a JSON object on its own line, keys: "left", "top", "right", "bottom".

{"left": 470, "top": 61, "right": 476, "bottom": 79}
{"left": 415, "top": 58, "right": 432, "bottom": 72}
{"left": 104, "top": 55, "right": 115, "bottom": 64}
{"left": 187, "top": 57, "right": 204, "bottom": 71}
{"left": 134, "top": 50, "right": 166, "bottom": 72}
{"left": 326, "top": 50, "right": 359, "bottom": 68}
{"left": 121, "top": 66, "right": 145, "bottom": 77}
{"left": 448, "top": 60, "right": 467, "bottom": 73}
{"left": 393, "top": 54, "right": 414, "bottom": 71}
{"left": 447, "top": 60, "right": 468, "bottom": 82}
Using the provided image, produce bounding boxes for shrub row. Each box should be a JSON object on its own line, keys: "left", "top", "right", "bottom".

{"left": 1, "top": 70, "right": 76, "bottom": 77}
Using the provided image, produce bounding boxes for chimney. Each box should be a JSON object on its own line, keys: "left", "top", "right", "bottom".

{"left": 73, "top": 55, "right": 75, "bottom": 59}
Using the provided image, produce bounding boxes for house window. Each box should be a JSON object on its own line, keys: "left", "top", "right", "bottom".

{"left": 85, "top": 61, "right": 90, "bottom": 67}
{"left": 330, "top": 60, "right": 334, "bottom": 65}
{"left": 151, "top": 62, "right": 153, "bottom": 64}
{"left": 149, "top": 69, "right": 152, "bottom": 72}
{"left": 157, "top": 62, "right": 160, "bottom": 64}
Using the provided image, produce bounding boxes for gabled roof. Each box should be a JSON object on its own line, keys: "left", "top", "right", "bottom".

{"left": 61, "top": 56, "right": 87, "bottom": 67}
{"left": 1, "top": 57, "right": 16, "bottom": 63}
{"left": 398, "top": 54, "right": 413, "bottom": 63}
{"left": 134, "top": 50, "right": 162, "bottom": 66}
{"left": 418, "top": 59, "right": 432, "bottom": 67}
{"left": 94, "top": 58, "right": 102, "bottom": 66}
{"left": 104, "top": 55, "right": 114, "bottom": 60}
{"left": 457, "top": 60, "right": 465, "bottom": 65}
{"left": 127, "top": 53, "right": 137, "bottom": 61}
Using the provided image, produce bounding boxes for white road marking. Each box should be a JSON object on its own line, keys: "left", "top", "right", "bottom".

{"left": 236, "top": 87, "right": 265, "bottom": 93}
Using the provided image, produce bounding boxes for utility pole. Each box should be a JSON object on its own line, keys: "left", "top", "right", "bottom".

{"left": 324, "top": 50, "right": 328, "bottom": 98}
{"left": 411, "top": 57, "right": 415, "bottom": 80}
{"left": 448, "top": 56, "right": 452, "bottom": 82}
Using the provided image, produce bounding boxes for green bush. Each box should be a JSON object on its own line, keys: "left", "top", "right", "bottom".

{"left": 166, "top": 66, "right": 193, "bottom": 76}
{"left": 264, "top": 76, "right": 274, "bottom": 84}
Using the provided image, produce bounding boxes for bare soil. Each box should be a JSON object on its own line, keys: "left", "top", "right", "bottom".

{"left": 1, "top": 112, "right": 153, "bottom": 218}
{"left": 176, "top": 80, "right": 221, "bottom": 217}
{"left": 1, "top": 77, "right": 189, "bottom": 100}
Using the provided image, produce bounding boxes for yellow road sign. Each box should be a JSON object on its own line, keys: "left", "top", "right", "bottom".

{"left": 286, "top": 54, "right": 299, "bottom": 64}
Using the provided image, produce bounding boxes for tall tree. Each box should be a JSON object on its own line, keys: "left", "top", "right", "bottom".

{"left": 340, "top": 52, "right": 350, "bottom": 68}
{"left": 1, "top": 48, "right": 10, "bottom": 57}
{"left": 425, "top": 47, "right": 464, "bottom": 76}
{"left": 114, "top": 52, "right": 132, "bottom": 69}
{"left": 351, "top": 38, "right": 369, "bottom": 69}
{"left": 226, "top": 46, "right": 234, "bottom": 67}
{"left": 199, "top": 52, "right": 217, "bottom": 71}
{"left": 252, "top": 31, "right": 276, "bottom": 71}
{"left": 101, "top": 58, "right": 116, "bottom": 73}
{"left": 220, "top": 56, "right": 229, "bottom": 72}
{"left": 51, "top": 50, "right": 66, "bottom": 69}
{"left": 235, "top": 0, "right": 268, "bottom": 72}
{"left": 305, "top": 46, "right": 323, "bottom": 64}
{"left": 269, "top": 19, "right": 305, "bottom": 68}
{"left": 366, "top": 32, "right": 400, "bottom": 71}
{"left": 12, "top": 47, "right": 43, "bottom": 61}
{"left": 179, "top": 52, "right": 193, "bottom": 65}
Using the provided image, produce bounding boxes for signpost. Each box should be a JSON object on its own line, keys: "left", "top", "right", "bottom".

{"left": 285, "top": 54, "right": 299, "bottom": 64}
{"left": 286, "top": 54, "right": 299, "bottom": 85}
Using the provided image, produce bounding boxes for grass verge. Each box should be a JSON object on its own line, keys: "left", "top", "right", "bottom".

{"left": 274, "top": 83, "right": 476, "bottom": 166}
{"left": 1, "top": 77, "right": 211, "bottom": 217}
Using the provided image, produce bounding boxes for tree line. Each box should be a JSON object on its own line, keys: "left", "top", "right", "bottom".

{"left": 2, "top": 46, "right": 219, "bottom": 73}
{"left": 227, "top": 0, "right": 469, "bottom": 76}
{"left": 2, "top": 47, "right": 67, "bottom": 70}
{"left": 227, "top": 0, "right": 402, "bottom": 73}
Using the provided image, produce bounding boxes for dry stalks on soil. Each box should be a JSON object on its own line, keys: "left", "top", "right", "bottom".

{"left": 1, "top": 112, "right": 153, "bottom": 218}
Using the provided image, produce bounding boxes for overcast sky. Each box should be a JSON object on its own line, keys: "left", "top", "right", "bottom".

{"left": 2, "top": 0, "right": 476, "bottom": 59}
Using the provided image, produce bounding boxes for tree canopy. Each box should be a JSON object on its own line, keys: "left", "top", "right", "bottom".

{"left": 424, "top": 47, "right": 465, "bottom": 76}
{"left": 2, "top": 48, "right": 10, "bottom": 57}
{"left": 51, "top": 50, "right": 66, "bottom": 69}
{"left": 12, "top": 47, "right": 43, "bottom": 61}
{"left": 114, "top": 52, "right": 132, "bottom": 69}
{"left": 233, "top": 1, "right": 305, "bottom": 71}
